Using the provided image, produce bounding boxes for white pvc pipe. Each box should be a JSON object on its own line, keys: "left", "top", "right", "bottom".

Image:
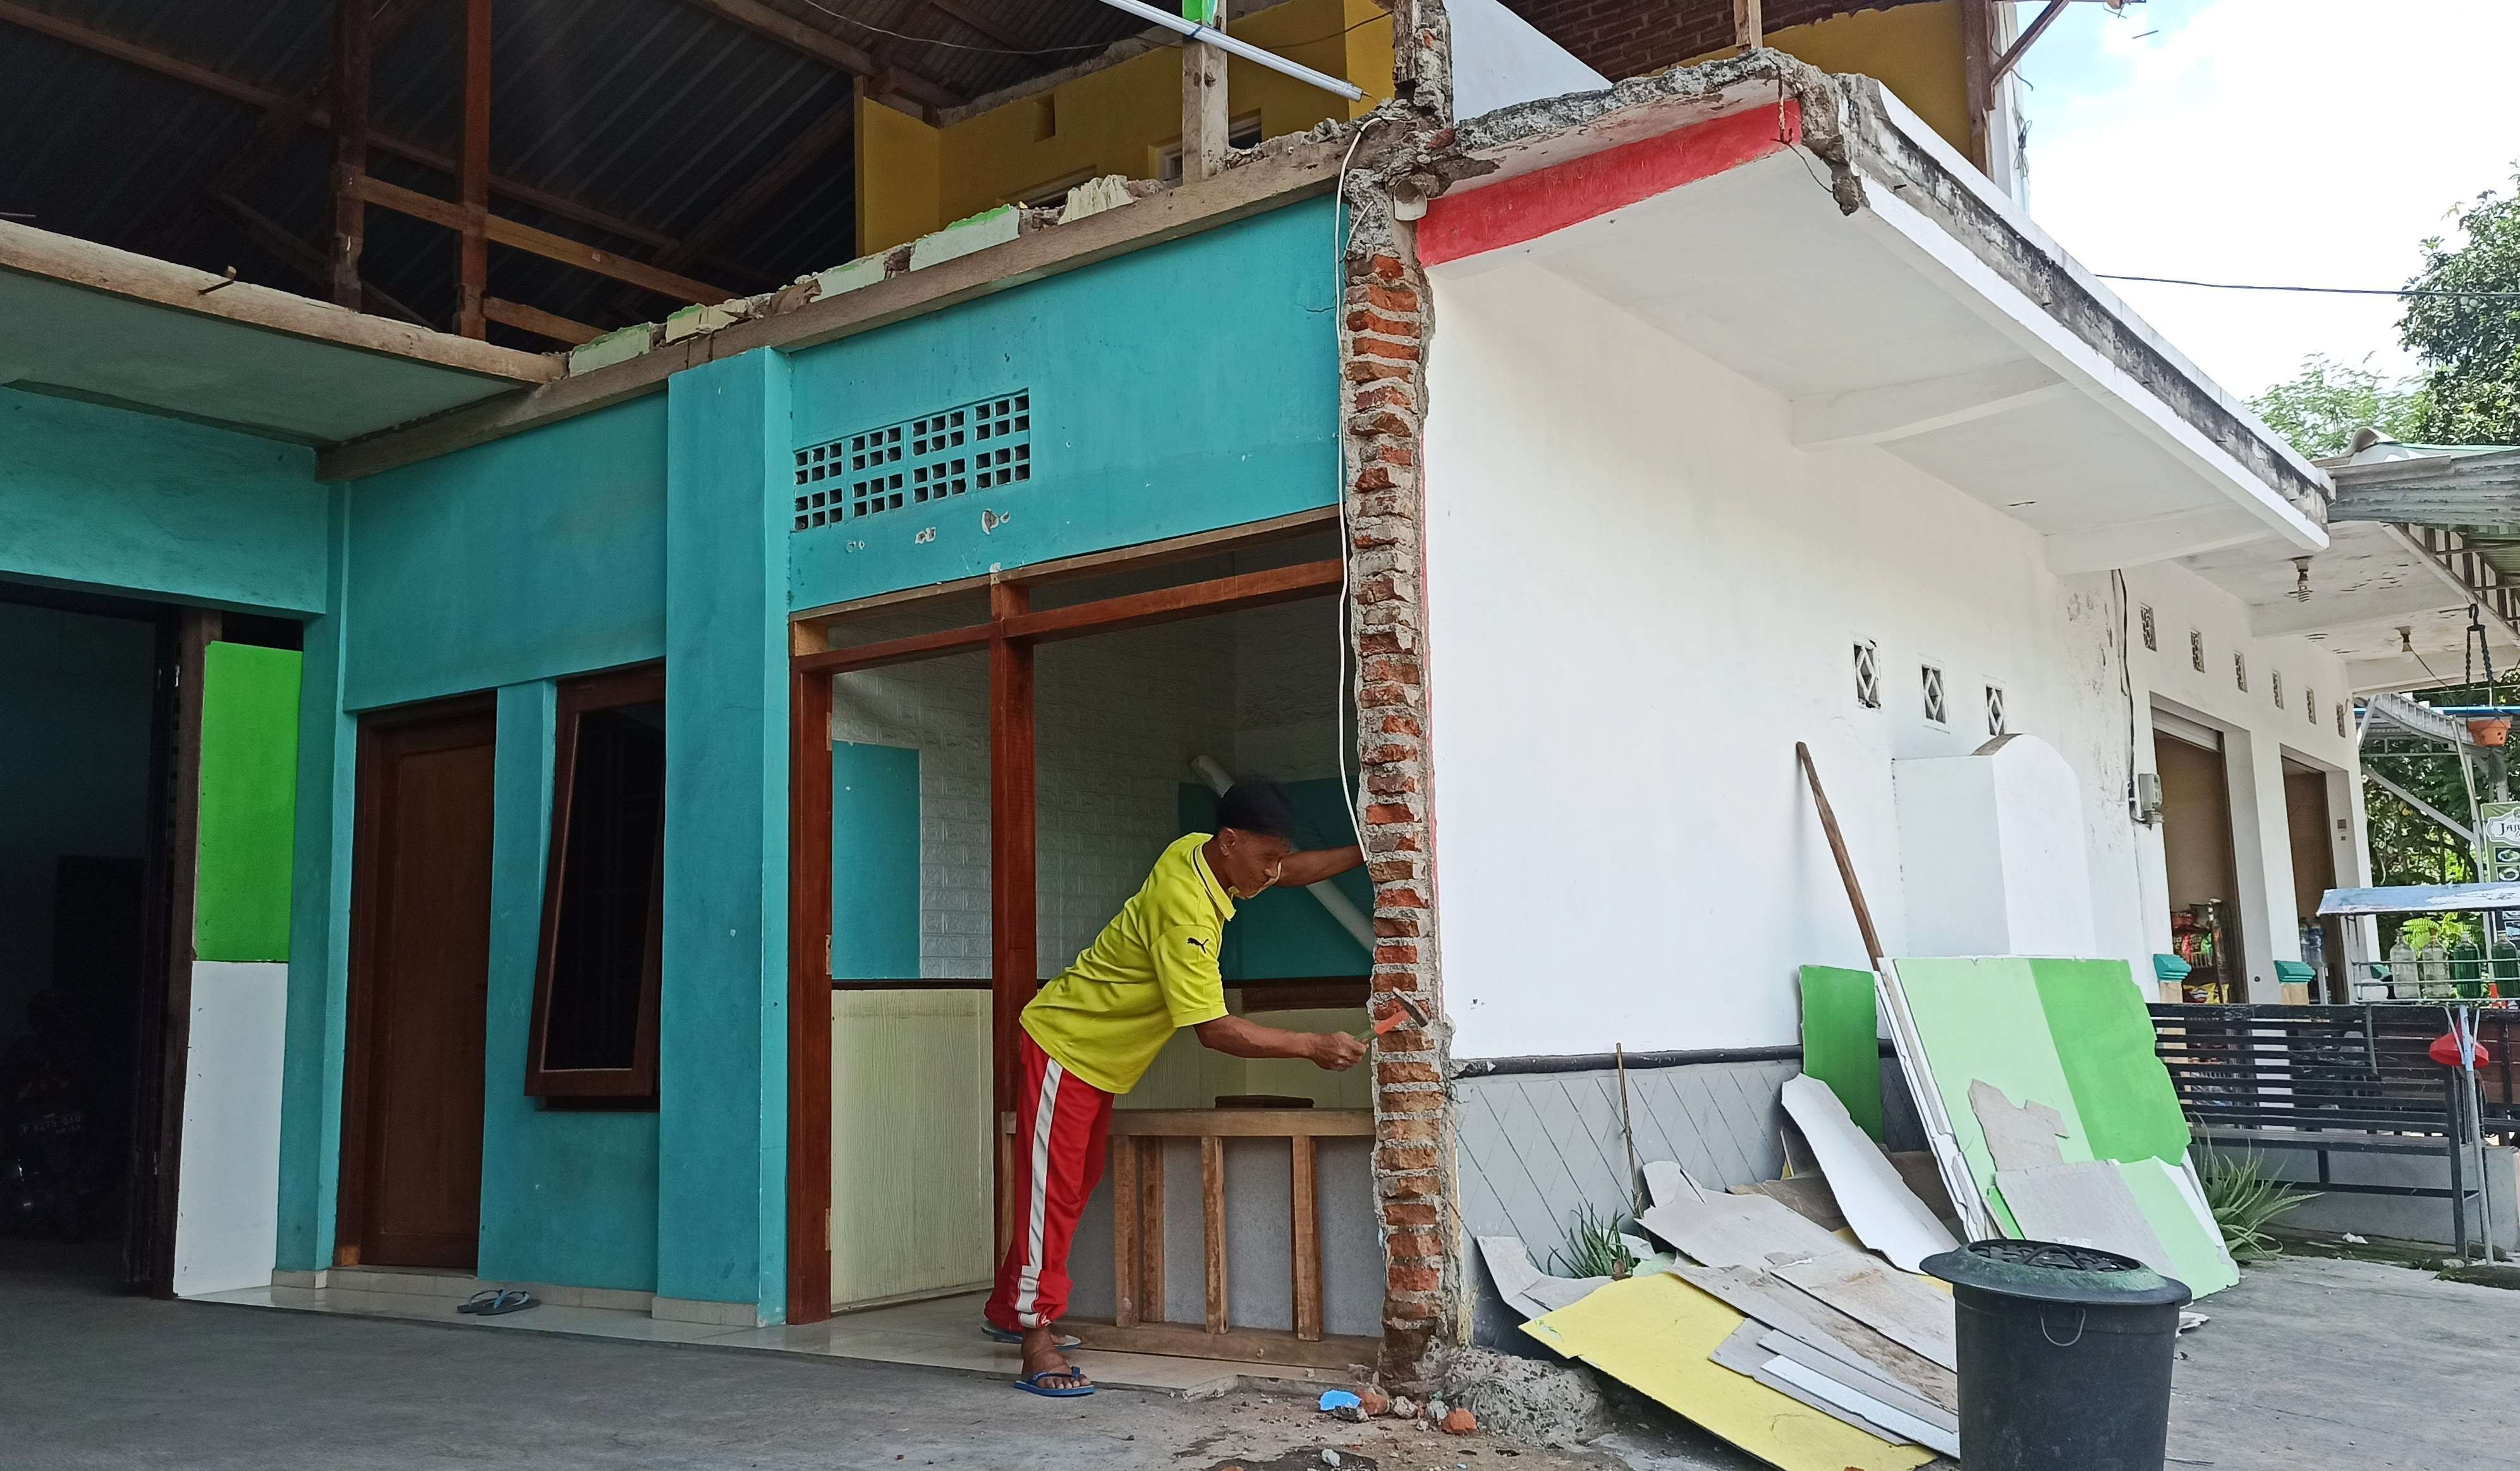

{"left": 1191, "top": 756, "right": 1376, "bottom": 949}
{"left": 1090, "top": 0, "right": 1367, "bottom": 100}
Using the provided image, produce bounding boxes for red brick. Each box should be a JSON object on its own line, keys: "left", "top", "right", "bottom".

{"left": 1378, "top": 1027, "right": 1429, "bottom": 1051}
{"left": 1361, "top": 744, "right": 1415, "bottom": 766}
{"left": 1389, "top": 1266, "right": 1441, "bottom": 1293}
{"left": 1382, "top": 1201, "right": 1438, "bottom": 1226}
{"left": 1381, "top": 1089, "right": 1444, "bottom": 1113}
{"left": 1350, "top": 384, "right": 1416, "bottom": 412}
{"left": 1382, "top": 1117, "right": 1439, "bottom": 1142}
{"left": 1382, "top": 1228, "right": 1440, "bottom": 1257}
{"left": 1372, "top": 913, "right": 1421, "bottom": 938}
{"left": 1351, "top": 337, "right": 1422, "bottom": 363}
{"left": 1374, "top": 940, "right": 1422, "bottom": 963}
{"left": 1353, "top": 465, "right": 1397, "bottom": 492}
{"left": 1344, "top": 360, "right": 1412, "bottom": 385}
{"left": 1363, "top": 656, "right": 1421, "bottom": 684}
{"left": 1363, "top": 284, "right": 1421, "bottom": 312}
{"left": 1344, "top": 309, "right": 1421, "bottom": 337}
{"left": 1379, "top": 713, "right": 1423, "bottom": 736}
{"left": 1378, "top": 1060, "right": 1442, "bottom": 1086}
{"left": 1365, "top": 772, "right": 1420, "bottom": 797}
{"left": 1363, "top": 802, "right": 1416, "bottom": 825}
{"left": 1369, "top": 255, "right": 1405, "bottom": 281}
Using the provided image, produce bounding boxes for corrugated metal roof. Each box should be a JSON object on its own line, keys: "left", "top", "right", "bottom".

{"left": 0, "top": 0, "right": 1146, "bottom": 347}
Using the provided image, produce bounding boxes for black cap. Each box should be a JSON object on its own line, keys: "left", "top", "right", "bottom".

{"left": 1215, "top": 780, "right": 1298, "bottom": 842}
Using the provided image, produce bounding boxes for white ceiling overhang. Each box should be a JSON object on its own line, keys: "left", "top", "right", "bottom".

{"left": 1428, "top": 100, "right": 2327, "bottom": 577}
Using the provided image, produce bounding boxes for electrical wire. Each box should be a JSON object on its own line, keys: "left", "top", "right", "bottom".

{"left": 2096, "top": 273, "right": 2520, "bottom": 301}
{"left": 789, "top": 0, "right": 1111, "bottom": 56}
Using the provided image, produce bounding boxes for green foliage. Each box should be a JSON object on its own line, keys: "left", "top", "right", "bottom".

{"left": 2401, "top": 168, "right": 2520, "bottom": 446}
{"left": 1545, "top": 1201, "right": 1636, "bottom": 1280}
{"left": 2363, "top": 746, "right": 2479, "bottom": 890}
{"left": 2198, "top": 1147, "right": 2316, "bottom": 1263}
{"left": 2250, "top": 354, "right": 2426, "bottom": 458}
{"left": 2398, "top": 914, "right": 2479, "bottom": 952}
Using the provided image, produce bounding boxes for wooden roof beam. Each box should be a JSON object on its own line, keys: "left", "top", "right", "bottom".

{"left": 676, "top": 0, "right": 961, "bottom": 113}
{"left": 0, "top": 1, "right": 741, "bottom": 275}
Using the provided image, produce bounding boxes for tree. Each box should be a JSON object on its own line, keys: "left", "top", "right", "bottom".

{"left": 2251, "top": 354, "right": 2425, "bottom": 458}
{"left": 2401, "top": 168, "right": 2520, "bottom": 446}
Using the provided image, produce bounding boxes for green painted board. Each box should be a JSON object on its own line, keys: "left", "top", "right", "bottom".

{"left": 2031, "top": 958, "right": 2193, "bottom": 1166}
{"left": 1799, "top": 965, "right": 1885, "bottom": 1142}
{"left": 193, "top": 642, "right": 301, "bottom": 962}
{"left": 2118, "top": 1158, "right": 2239, "bottom": 1295}
{"left": 1890, "top": 957, "right": 2093, "bottom": 1237}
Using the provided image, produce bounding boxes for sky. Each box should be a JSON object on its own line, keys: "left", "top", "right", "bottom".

{"left": 2015, "top": 0, "right": 2520, "bottom": 400}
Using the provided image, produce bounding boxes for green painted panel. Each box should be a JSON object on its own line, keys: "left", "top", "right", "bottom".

{"left": 1177, "top": 778, "right": 1370, "bottom": 981}
{"left": 2116, "top": 1158, "right": 2239, "bottom": 1295}
{"left": 1799, "top": 966, "right": 1885, "bottom": 1142}
{"left": 195, "top": 643, "right": 302, "bottom": 962}
{"left": 2030, "top": 957, "right": 2193, "bottom": 1166}
{"left": 832, "top": 742, "right": 921, "bottom": 981}
{"left": 1890, "top": 957, "right": 2092, "bottom": 1237}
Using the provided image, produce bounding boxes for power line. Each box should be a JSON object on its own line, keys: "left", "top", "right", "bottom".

{"left": 2097, "top": 272, "right": 2520, "bottom": 301}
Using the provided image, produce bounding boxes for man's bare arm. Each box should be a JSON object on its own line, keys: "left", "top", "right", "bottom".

{"left": 1274, "top": 844, "right": 1364, "bottom": 890}
{"left": 1193, "top": 1014, "right": 1366, "bottom": 1070}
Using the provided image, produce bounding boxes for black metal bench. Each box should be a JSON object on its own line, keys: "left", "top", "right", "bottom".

{"left": 2150, "top": 1003, "right": 2513, "bottom": 1255}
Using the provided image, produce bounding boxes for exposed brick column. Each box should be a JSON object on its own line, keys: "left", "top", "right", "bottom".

{"left": 1341, "top": 195, "right": 1452, "bottom": 1389}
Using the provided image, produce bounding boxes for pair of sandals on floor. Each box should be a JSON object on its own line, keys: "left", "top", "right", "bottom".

{"left": 982, "top": 1321, "right": 1093, "bottom": 1396}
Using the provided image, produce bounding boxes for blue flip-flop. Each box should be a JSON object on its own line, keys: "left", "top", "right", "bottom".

{"left": 983, "top": 1323, "right": 1081, "bottom": 1348}
{"left": 1014, "top": 1368, "right": 1095, "bottom": 1398}
{"left": 457, "top": 1288, "right": 538, "bottom": 1317}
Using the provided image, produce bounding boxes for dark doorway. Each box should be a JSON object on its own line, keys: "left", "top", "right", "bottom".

{"left": 2156, "top": 720, "right": 2245, "bottom": 1003}
{"left": 339, "top": 699, "right": 497, "bottom": 1270}
{"left": 2285, "top": 762, "right": 2345, "bottom": 1002}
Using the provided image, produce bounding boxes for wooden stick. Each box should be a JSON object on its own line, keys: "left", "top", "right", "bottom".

{"left": 326, "top": 0, "right": 370, "bottom": 308}
{"left": 1111, "top": 1138, "right": 1141, "bottom": 1328}
{"left": 455, "top": 0, "right": 492, "bottom": 338}
{"left": 1290, "top": 1135, "right": 1322, "bottom": 1342}
{"left": 1795, "top": 741, "right": 1884, "bottom": 967}
{"left": 1200, "top": 1135, "right": 1227, "bottom": 1335}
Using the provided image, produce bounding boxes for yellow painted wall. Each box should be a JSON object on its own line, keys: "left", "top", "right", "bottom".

{"left": 856, "top": 0, "right": 1393, "bottom": 255}
{"left": 1705, "top": 1, "right": 1971, "bottom": 161}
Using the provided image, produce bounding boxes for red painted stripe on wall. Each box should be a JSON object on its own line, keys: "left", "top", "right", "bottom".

{"left": 1417, "top": 101, "right": 1801, "bottom": 268}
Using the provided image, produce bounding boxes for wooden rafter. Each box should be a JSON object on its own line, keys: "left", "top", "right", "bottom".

{"left": 482, "top": 296, "right": 602, "bottom": 346}
{"left": 202, "top": 191, "right": 431, "bottom": 327}
{"left": 0, "top": 1, "right": 741, "bottom": 281}
{"left": 351, "top": 174, "right": 736, "bottom": 305}
{"left": 916, "top": 0, "right": 1037, "bottom": 53}
{"left": 604, "top": 95, "right": 855, "bottom": 319}
{"left": 455, "top": 0, "right": 494, "bottom": 339}
{"left": 327, "top": 0, "right": 370, "bottom": 308}
{"left": 1990, "top": 0, "right": 2070, "bottom": 84}
{"left": 676, "top": 0, "right": 959, "bottom": 112}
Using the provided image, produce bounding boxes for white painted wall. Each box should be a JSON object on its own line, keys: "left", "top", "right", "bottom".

{"left": 1420, "top": 258, "right": 2360, "bottom": 1056}
{"left": 2121, "top": 560, "right": 2370, "bottom": 997}
{"left": 1894, "top": 735, "right": 2097, "bottom": 957}
{"left": 1444, "top": 0, "right": 1609, "bottom": 121}
{"left": 172, "top": 960, "right": 288, "bottom": 1297}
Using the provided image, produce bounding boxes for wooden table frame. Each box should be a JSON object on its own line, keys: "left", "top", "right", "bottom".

{"left": 999, "top": 1108, "right": 1381, "bottom": 1368}
{"left": 784, "top": 509, "right": 1346, "bottom": 1326}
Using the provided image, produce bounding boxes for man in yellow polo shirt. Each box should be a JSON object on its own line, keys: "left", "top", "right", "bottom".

{"left": 988, "top": 782, "right": 1368, "bottom": 1396}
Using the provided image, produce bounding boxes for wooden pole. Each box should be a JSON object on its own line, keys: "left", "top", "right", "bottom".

{"left": 1179, "top": 3, "right": 1228, "bottom": 185}
{"left": 987, "top": 579, "right": 1037, "bottom": 1135}
{"left": 1733, "top": 0, "right": 1762, "bottom": 50}
{"left": 1794, "top": 742, "right": 1884, "bottom": 967}
{"left": 455, "top": 0, "right": 492, "bottom": 337}
{"left": 1957, "top": 0, "right": 1996, "bottom": 178}
{"left": 327, "top": 0, "right": 371, "bottom": 308}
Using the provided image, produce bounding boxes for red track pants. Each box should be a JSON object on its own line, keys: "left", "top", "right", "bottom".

{"left": 984, "top": 1032, "right": 1114, "bottom": 1333}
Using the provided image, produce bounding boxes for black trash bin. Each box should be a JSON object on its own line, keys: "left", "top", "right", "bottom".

{"left": 1921, "top": 1239, "right": 2191, "bottom": 1471}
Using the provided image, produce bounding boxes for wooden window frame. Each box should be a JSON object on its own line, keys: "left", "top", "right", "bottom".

{"left": 525, "top": 662, "right": 665, "bottom": 1102}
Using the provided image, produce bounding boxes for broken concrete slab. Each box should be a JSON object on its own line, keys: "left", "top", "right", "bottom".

{"left": 664, "top": 301, "right": 740, "bottom": 343}
{"left": 908, "top": 205, "right": 1025, "bottom": 271}
{"left": 1057, "top": 174, "right": 1135, "bottom": 225}
{"left": 810, "top": 254, "right": 890, "bottom": 301}
{"left": 567, "top": 322, "right": 659, "bottom": 375}
{"left": 1640, "top": 1190, "right": 1854, "bottom": 1271}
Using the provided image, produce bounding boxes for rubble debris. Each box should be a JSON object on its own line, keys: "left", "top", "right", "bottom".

{"left": 1440, "top": 1347, "right": 1609, "bottom": 1449}
{"left": 1439, "top": 1408, "right": 1476, "bottom": 1436}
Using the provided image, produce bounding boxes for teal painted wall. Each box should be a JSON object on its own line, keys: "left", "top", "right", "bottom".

{"left": 277, "top": 490, "right": 355, "bottom": 1273}
{"left": 1178, "top": 779, "right": 1370, "bottom": 980}
{"left": 477, "top": 682, "right": 660, "bottom": 1291}
{"left": 341, "top": 397, "right": 667, "bottom": 711}
{"left": 831, "top": 742, "right": 921, "bottom": 982}
{"left": 660, "top": 350, "right": 791, "bottom": 1317}
{"left": 786, "top": 199, "right": 1339, "bottom": 609}
{"left": 0, "top": 388, "right": 326, "bottom": 612}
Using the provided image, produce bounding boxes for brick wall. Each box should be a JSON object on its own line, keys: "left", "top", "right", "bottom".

{"left": 1339, "top": 214, "right": 1454, "bottom": 1386}
{"left": 1497, "top": 0, "right": 1924, "bottom": 86}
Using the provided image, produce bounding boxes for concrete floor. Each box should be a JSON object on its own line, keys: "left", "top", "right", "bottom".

{"left": 3, "top": 1246, "right": 2509, "bottom": 1470}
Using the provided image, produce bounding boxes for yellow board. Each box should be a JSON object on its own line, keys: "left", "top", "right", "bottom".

{"left": 1523, "top": 1273, "right": 1935, "bottom": 1471}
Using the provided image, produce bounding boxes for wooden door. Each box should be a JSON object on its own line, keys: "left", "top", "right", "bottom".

{"left": 340, "top": 700, "right": 496, "bottom": 1269}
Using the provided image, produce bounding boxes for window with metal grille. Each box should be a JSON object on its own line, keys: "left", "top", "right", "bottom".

{"left": 791, "top": 391, "right": 1032, "bottom": 530}
{"left": 2337, "top": 703, "right": 2349, "bottom": 738}
{"left": 2189, "top": 630, "right": 2205, "bottom": 672}
{"left": 1985, "top": 684, "right": 2007, "bottom": 736}
{"left": 2139, "top": 604, "right": 2157, "bottom": 651}
{"left": 2307, "top": 687, "right": 2318, "bottom": 725}
{"left": 2272, "top": 670, "right": 2284, "bottom": 708}
{"left": 2234, "top": 653, "right": 2248, "bottom": 693}
{"left": 1921, "top": 664, "right": 1947, "bottom": 725}
{"left": 1854, "top": 641, "right": 1880, "bottom": 710}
